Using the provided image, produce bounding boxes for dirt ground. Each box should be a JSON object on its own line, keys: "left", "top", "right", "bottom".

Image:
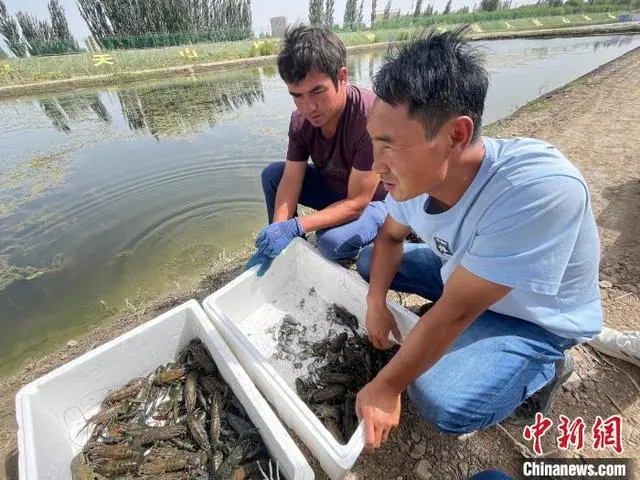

{"left": 2, "top": 47, "right": 639, "bottom": 480}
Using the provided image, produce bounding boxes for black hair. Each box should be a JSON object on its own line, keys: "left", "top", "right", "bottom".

{"left": 373, "top": 25, "right": 488, "bottom": 141}
{"left": 277, "top": 24, "right": 347, "bottom": 89}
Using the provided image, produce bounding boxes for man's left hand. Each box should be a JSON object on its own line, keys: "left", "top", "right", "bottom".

{"left": 356, "top": 379, "right": 401, "bottom": 450}
{"left": 256, "top": 218, "right": 304, "bottom": 257}
{"left": 244, "top": 250, "right": 273, "bottom": 277}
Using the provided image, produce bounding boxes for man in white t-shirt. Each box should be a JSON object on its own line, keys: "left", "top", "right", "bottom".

{"left": 353, "top": 26, "right": 603, "bottom": 451}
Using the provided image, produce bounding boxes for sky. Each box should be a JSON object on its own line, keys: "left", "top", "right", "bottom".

{"left": 4, "top": 0, "right": 534, "bottom": 40}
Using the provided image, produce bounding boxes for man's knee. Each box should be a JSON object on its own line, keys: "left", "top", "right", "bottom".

{"left": 261, "top": 161, "right": 285, "bottom": 191}
{"left": 407, "top": 381, "right": 493, "bottom": 434}
{"left": 315, "top": 229, "right": 363, "bottom": 261}
{"left": 356, "top": 245, "right": 374, "bottom": 280}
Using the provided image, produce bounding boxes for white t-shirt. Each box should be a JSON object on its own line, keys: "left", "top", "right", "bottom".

{"left": 385, "top": 136, "right": 602, "bottom": 342}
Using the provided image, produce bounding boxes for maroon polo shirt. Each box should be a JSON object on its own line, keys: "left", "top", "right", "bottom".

{"left": 286, "top": 85, "right": 387, "bottom": 202}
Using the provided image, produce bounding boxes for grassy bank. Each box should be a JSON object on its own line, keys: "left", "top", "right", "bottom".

{"left": 0, "top": 13, "right": 631, "bottom": 94}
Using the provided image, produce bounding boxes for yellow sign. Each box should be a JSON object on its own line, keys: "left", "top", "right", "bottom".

{"left": 471, "top": 23, "right": 483, "bottom": 33}
{"left": 607, "top": 12, "right": 615, "bottom": 19}
{"left": 179, "top": 47, "right": 198, "bottom": 59}
{"left": 562, "top": 16, "right": 570, "bottom": 23}
{"left": 92, "top": 53, "right": 114, "bottom": 67}
{"left": 582, "top": 14, "right": 592, "bottom": 21}
{"left": 504, "top": 21, "right": 515, "bottom": 29}
{"left": 532, "top": 18, "right": 543, "bottom": 26}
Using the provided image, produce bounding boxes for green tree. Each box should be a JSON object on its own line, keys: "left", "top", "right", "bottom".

{"left": 357, "top": 0, "right": 364, "bottom": 25}
{"left": 48, "top": 0, "right": 71, "bottom": 40}
{"left": 0, "top": 0, "right": 26, "bottom": 56}
{"left": 371, "top": 0, "right": 377, "bottom": 26}
{"left": 383, "top": 0, "right": 392, "bottom": 19}
{"left": 414, "top": 0, "right": 423, "bottom": 16}
{"left": 16, "top": 12, "right": 56, "bottom": 55}
{"left": 344, "top": 0, "right": 358, "bottom": 28}
{"left": 325, "top": 0, "right": 334, "bottom": 29}
{"left": 480, "top": 0, "right": 500, "bottom": 11}
{"left": 443, "top": 0, "right": 452, "bottom": 14}
{"left": 48, "top": 0, "right": 80, "bottom": 52}
{"left": 77, "top": 0, "right": 253, "bottom": 48}
{"left": 456, "top": 5, "right": 470, "bottom": 12}
{"left": 423, "top": 3, "right": 435, "bottom": 15}
{"left": 309, "top": 0, "right": 324, "bottom": 26}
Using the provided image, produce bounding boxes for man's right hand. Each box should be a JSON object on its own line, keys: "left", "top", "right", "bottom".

{"left": 365, "top": 299, "right": 402, "bottom": 350}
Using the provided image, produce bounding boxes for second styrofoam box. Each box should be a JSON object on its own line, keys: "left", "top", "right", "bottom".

{"left": 202, "top": 238, "right": 419, "bottom": 480}
{"left": 15, "top": 299, "right": 314, "bottom": 480}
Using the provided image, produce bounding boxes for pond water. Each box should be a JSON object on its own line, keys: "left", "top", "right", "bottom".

{"left": 0, "top": 34, "right": 638, "bottom": 374}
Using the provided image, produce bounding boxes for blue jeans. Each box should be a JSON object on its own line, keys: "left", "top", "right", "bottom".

{"left": 356, "top": 243, "right": 576, "bottom": 434}
{"left": 261, "top": 161, "right": 387, "bottom": 261}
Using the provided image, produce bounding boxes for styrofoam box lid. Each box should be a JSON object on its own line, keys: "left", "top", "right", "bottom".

{"left": 15, "top": 299, "right": 315, "bottom": 480}
{"left": 202, "top": 238, "right": 420, "bottom": 480}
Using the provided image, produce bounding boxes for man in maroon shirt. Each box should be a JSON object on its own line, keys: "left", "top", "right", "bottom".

{"left": 246, "top": 25, "right": 387, "bottom": 275}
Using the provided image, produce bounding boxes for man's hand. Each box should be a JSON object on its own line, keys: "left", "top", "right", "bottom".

{"left": 244, "top": 251, "right": 273, "bottom": 277}
{"left": 356, "top": 379, "right": 401, "bottom": 450}
{"left": 255, "top": 218, "right": 305, "bottom": 257}
{"left": 365, "top": 300, "right": 402, "bottom": 350}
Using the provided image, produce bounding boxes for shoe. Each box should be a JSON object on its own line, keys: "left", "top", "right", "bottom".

{"left": 506, "top": 350, "right": 574, "bottom": 425}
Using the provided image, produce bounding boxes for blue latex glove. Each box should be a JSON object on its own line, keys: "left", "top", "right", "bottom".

{"left": 244, "top": 250, "right": 273, "bottom": 277}
{"left": 255, "top": 218, "right": 304, "bottom": 258}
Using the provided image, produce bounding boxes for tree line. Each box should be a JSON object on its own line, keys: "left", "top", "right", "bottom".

{"left": 308, "top": 0, "right": 636, "bottom": 30}
{"left": 0, "top": 0, "right": 253, "bottom": 56}
{"left": 308, "top": 0, "right": 365, "bottom": 30}
{"left": 306, "top": 0, "right": 461, "bottom": 29}
{"left": 0, "top": 0, "right": 635, "bottom": 57}
{"left": 78, "top": 0, "right": 252, "bottom": 49}
{"left": 0, "top": 0, "right": 78, "bottom": 56}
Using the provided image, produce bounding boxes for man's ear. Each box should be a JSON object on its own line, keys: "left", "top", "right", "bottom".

{"left": 449, "top": 116, "right": 475, "bottom": 152}
{"left": 337, "top": 67, "right": 348, "bottom": 87}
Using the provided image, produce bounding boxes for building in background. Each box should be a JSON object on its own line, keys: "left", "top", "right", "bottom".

{"left": 270, "top": 16, "right": 288, "bottom": 37}
{"left": 374, "top": 9, "right": 401, "bottom": 20}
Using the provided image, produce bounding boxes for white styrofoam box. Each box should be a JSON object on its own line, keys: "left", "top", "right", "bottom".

{"left": 202, "top": 238, "right": 420, "bottom": 480}
{"left": 15, "top": 299, "right": 315, "bottom": 480}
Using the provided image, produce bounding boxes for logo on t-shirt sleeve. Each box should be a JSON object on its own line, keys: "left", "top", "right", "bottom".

{"left": 434, "top": 237, "right": 453, "bottom": 256}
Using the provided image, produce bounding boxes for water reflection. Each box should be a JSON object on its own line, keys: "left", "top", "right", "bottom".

{"left": 592, "top": 35, "right": 633, "bottom": 51}
{"left": 39, "top": 95, "right": 112, "bottom": 133}
{"left": 27, "top": 35, "right": 639, "bottom": 139}
{"left": 521, "top": 35, "right": 636, "bottom": 58}
{"left": 117, "top": 71, "right": 265, "bottom": 138}
{"left": 530, "top": 47, "right": 549, "bottom": 59}
{"left": 261, "top": 65, "right": 278, "bottom": 79}
{"left": 37, "top": 69, "right": 266, "bottom": 138}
